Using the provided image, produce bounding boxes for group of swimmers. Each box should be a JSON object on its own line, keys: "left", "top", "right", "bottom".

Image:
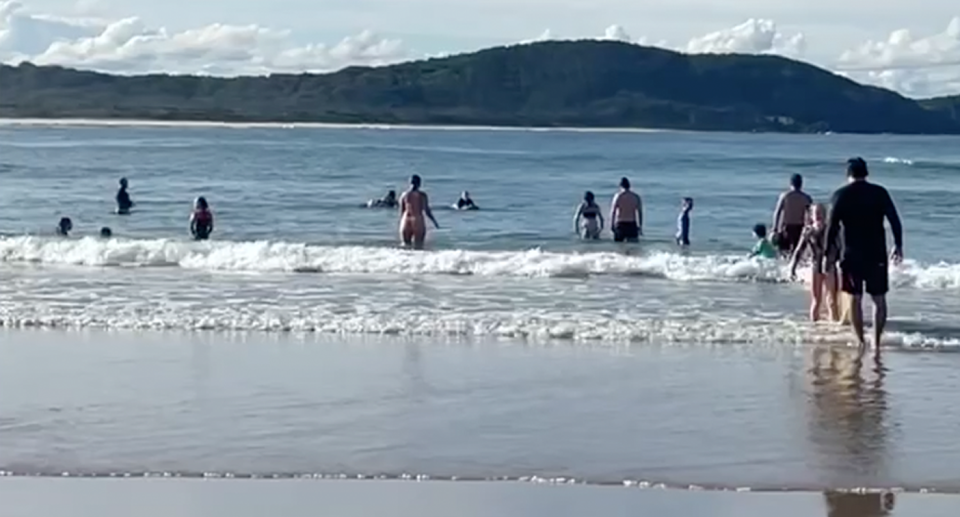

{"left": 55, "top": 178, "right": 215, "bottom": 240}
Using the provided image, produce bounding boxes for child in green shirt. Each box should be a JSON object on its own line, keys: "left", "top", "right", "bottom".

{"left": 750, "top": 223, "right": 778, "bottom": 259}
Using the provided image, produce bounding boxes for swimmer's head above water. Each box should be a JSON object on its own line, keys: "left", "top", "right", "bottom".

{"left": 410, "top": 174, "right": 422, "bottom": 190}
{"left": 583, "top": 191, "right": 595, "bottom": 204}
{"left": 57, "top": 217, "right": 72, "bottom": 236}
{"left": 790, "top": 173, "right": 803, "bottom": 190}
{"left": 619, "top": 177, "right": 631, "bottom": 190}
{"left": 753, "top": 223, "right": 768, "bottom": 239}
{"left": 461, "top": 191, "right": 471, "bottom": 200}
{"left": 194, "top": 196, "right": 209, "bottom": 210}
{"left": 100, "top": 227, "right": 112, "bottom": 238}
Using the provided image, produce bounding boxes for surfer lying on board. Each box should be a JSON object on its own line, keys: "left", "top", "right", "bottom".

{"left": 190, "top": 197, "right": 214, "bottom": 240}
{"left": 399, "top": 174, "right": 439, "bottom": 250}
{"left": 455, "top": 191, "right": 478, "bottom": 210}
{"left": 368, "top": 190, "right": 398, "bottom": 208}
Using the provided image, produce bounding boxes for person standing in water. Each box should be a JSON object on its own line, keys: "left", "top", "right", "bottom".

{"left": 772, "top": 173, "right": 812, "bottom": 256}
{"left": 826, "top": 158, "right": 903, "bottom": 357}
{"left": 190, "top": 197, "right": 214, "bottom": 240}
{"left": 573, "top": 191, "right": 604, "bottom": 240}
{"left": 789, "top": 204, "right": 839, "bottom": 322}
{"left": 116, "top": 177, "right": 134, "bottom": 215}
{"left": 398, "top": 174, "right": 439, "bottom": 249}
{"left": 609, "top": 177, "right": 642, "bottom": 242}
{"left": 676, "top": 197, "right": 693, "bottom": 246}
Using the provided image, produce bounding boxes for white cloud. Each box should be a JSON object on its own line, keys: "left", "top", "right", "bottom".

{"left": 0, "top": 0, "right": 407, "bottom": 75}
{"left": 835, "top": 17, "right": 960, "bottom": 97}
{"left": 601, "top": 24, "right": 631, "bottom": 42}
{"left": 684, "top": 18, "right": 807, "bottom": 58}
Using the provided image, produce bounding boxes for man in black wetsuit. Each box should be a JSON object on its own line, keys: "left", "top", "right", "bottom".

{"left": 825, "top": 158, "right": 903, "bottom": 357}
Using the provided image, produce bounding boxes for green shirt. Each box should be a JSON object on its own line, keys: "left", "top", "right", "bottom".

{"left": 751, "top": 239, "right": 777, "bottom": 259}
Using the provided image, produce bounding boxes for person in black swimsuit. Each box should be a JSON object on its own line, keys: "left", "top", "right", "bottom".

{"left": 456, "top": 191, "right": 478, "bottom": 210}
{"left": 825, "top": 158, "right": 903, "bottom": 357}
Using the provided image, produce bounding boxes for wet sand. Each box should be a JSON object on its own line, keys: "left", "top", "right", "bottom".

{"left": 1, "top": 478, "right": 958, "bottom": 517}
{"left": 3, "top": 328, "right": 960, "bottom": 491}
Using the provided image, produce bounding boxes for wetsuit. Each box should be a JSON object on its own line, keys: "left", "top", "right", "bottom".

{"left": 116, "top": 187, "right": 133, "bottom": 214}
{"left": 192, "top": 210, "right": 214, "bottom": 240}
{"left": 826, "top": 181, "right": 902, "bottom": 296}
{"left": 457, "top": 198, "right": 477, "bottom": 210}
{"left": 676, "top": 208, "right": 691, "bottom": 246}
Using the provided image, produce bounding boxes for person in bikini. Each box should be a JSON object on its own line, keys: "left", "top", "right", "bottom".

{"left": 609, "top": 177, "right": 642, "bottom": 243}
{"left": 772, "top": 173, "right": 813, "bottom": 256}
{"left": 789, "top": 204, "right": 839, "bottom": 322}
{"left": 398, "top": 174, "right": 439, "bottom": 249}
{"left": 573, "top": 191, "right": 604, "bottom": 240}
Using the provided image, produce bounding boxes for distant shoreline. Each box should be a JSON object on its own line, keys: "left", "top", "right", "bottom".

{"left": 0, "top": 117, "right": 673, "bottom": 134}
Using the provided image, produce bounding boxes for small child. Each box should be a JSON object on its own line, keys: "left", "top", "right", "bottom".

{"left": 190, "top": 196, "right": 214, "bottom": 240}
{"left": 749, "top": 223, "right": 777, "bottom": 259}
{"left": 676, "top": 197, "right": 693, "bottom": 246}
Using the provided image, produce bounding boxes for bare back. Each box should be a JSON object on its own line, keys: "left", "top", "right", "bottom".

{"left": 611, "top": 190, "right": 641, "bottom": 224}
{"left": 777, "top": 190, "right": 813, "bottom": 229}
{"left": 401, "top": 190, "right": 427, "bottom": 221}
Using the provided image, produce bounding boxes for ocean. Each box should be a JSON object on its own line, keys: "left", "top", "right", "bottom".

{"left": 2, "top": 120, "right": 960, "bottom": 497}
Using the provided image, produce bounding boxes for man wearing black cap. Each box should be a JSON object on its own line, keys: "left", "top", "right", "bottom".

{"left": 825, "top": 158, "right": 903, "bottom": 357}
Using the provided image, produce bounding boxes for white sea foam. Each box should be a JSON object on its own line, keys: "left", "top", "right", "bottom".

{"left": 1, "top": 236, "right": 957, "bottom": 289}
{"left": 883, "top": 156, "right": 915, "bottom": 165}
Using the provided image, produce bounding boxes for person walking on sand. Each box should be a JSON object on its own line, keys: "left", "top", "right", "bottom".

{"left": 609, "top": 177, "right": 642, "bottom": 243}
{"left": 772, "top": 173, "right": 813, "bottom": 256}
{"left": 399, "top": 174, "right": 439, "bottom": 250}
{"left": 825, "top": 158, "right": 903, "bottom": 358}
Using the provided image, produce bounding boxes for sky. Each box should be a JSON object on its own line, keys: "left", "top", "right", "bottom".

{"left": 1, "top": 0, "right": 959, "bottom": 98}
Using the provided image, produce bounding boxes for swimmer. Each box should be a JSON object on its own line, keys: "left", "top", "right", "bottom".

{"left": 56, "top": 217, "right": 72, "bottom": 237}
{"left": 368, "top": 190, "right": 398, "bottom": 208}
{"left": 676, "top": 197, "right": 693, "bottom": 246}
{"left": 116, "top": 177, "right": 134, "bottom": 215}
{"left": 749, "top": 223, "right": 777, "bottom": 259}
{"left": 771, "top": 173, "right": 812, "bottom": 256}
{"left": 398, "top": 174, "right": 439, "bottom": 250}
{"left": 455, "top": 191, "right": 478, "bottom": 210}
{"left": 189, "top": 196, "right": 214, "bottom": 240}
{"left": 100, "top": 227, "right": 113, "bottom": 238}
{"left": 789, "top": 204, "right": 838, "bottom": 322}
{"left": 609, "top": 177, "right": 642, "bottom": 242}
{"left": 573, "top": 191, "right": 604, "bottom": 240}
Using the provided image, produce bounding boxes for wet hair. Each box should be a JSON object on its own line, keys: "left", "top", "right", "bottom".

{"left": 58, "top": 217, "right": 72, "bottom": 234}
{"left": 619, "top": 177, "right": 631, "bottom": 189}
{"left": 100, "top": 227, "right": 112, "bottom": 238}
{"left": 584, "top": 191, "right": 595, "bottom": 203}
{"left": 462, "top": 191, "right": 470, "bottom": 198}
{"left": 753, "top": 223, "right": 767, "bottom": 238}
{"left": 195, "top": 196, "right": 209, "bottom": 210}
{"left": 410, "top": 174, "right": 422, "bottom": 189}
{"left": 847, "top": 157, "right": 869, "bottom": 179}
{"left": 119, "top": 177, "right": 128, "bottom": 187}
{"left": 790, "top": 174, "right": 803, "bottom": 189}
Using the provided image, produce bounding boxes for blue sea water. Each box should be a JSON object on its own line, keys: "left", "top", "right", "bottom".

{"left": 1, "top": 120, "right": 959, "bottom": 346}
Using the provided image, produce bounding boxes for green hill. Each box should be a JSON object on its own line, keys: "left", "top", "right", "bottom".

{"left": 920, "top": 95, "right": 960, "bottom": 123}
{"left": 1, "top": 40, "right": 958, "bottom": 134}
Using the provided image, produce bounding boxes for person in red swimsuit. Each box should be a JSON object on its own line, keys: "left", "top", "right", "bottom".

{"left": 190, "top": 197, "right": 214, "bottom": 240}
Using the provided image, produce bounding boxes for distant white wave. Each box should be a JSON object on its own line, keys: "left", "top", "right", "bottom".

{"left": 883, "top": 156, "right": 915, "bottom": 165}
{"left": 0, "top": 236, "right": 956, "bottom": 289}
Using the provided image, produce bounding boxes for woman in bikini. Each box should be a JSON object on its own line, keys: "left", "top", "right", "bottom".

{"left": 573, "top": 191, "right": 604, "bottom": 240}
{"left": 398, "top": 174, "right": 439, "bottom": 249}
{"left": 789, "top": 203, "right": 839, "bottom": 322}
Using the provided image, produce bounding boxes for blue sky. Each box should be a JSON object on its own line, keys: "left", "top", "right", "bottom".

{"left": 3, "top": 0, "right": 960, "bottom": 97}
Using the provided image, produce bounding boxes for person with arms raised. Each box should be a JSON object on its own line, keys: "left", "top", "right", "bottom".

{"left": 826, "top": 158, "right": 903, "bottom": 359}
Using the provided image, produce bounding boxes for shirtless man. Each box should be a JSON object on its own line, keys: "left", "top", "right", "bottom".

{"left": 826, "top": 158, "right": 903, "bottom": 358}
{"left": 399, "top": 174, "right": 439, "bottom": 249}
{"left": 772, "top": 173, "right": 813, "bottom": 256}
{"left": 609, "top": 177, "right": 642, "bottom": 242}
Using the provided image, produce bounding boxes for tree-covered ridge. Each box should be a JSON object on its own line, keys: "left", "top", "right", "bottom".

{"left": 2, "top": 40, "right": 959, "bottom": 134}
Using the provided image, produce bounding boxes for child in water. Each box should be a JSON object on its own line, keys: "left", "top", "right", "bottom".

{"left": 189, "top": 197, "right": 214, "bottom": 240}
{"left": 56, "top": 217, "right": 72, "bottom": 236}
{"left": 676, "top": 197, "right": 693, "bottom": 246}
{"left": 749, "top": 223, "right": 777, "bottom": 259}
{"left": 789, "top": 204, "right": 839, "bottom": 322}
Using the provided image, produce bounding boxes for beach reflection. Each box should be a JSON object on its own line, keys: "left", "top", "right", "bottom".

{"left": 806, "top": 347, "right": 891, "bottom": 488}
{"left": 823, "top": 491, "right": 897, "bottom": 516}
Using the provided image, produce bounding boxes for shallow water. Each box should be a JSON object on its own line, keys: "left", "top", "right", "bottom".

{"left": 1, "top": 121, "right": 959, "bottom": 347}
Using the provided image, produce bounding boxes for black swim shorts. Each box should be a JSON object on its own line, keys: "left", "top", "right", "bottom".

{"left": 840, "top": 259, "right": 889, "bottom": 296}
{"left": 613, "top": 222, "right": 639, "bottom": 242}
{"left": 776, "top": 224, "right": 804, "bottom": 254}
